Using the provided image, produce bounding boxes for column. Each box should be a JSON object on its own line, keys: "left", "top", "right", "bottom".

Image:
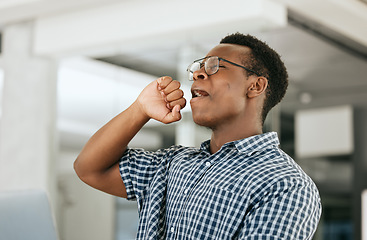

{"left": 353, "top": 107, "right": 367, "bottom": 240}
{"left": 0, "top": 22, "right": 57, "bottom": 198}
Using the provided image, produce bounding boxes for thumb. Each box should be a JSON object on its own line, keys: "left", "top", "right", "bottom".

{"left": 162, "top": 105, "right": 182, "bottom": 124}
{"left": 172, "top": 105, "right": 182, "bottom": 120}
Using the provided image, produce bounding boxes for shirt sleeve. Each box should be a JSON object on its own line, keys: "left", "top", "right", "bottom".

{"left": 119, "top": 147, "right": 164, "bottom": 201}
{"left": 237, "top": 180, "right": 322, "bottom": 240}
{"left": 119, "top": 145, "right": 185, "bottom": 202}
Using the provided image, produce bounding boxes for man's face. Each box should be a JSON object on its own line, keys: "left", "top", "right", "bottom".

{"left": 190, "top": 44, "right": 254, "bottom": 129}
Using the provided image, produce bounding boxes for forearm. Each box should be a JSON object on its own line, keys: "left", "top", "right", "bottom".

{"left": 74, "top": 101, "right": 149, "bottom": 179}
{"left": 73, "top": 76, "right": 185, "bottom": 197}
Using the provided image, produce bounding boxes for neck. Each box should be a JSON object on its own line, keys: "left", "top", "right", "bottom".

{"left": 209, "top": 117, "right": 263, "bottom": 154}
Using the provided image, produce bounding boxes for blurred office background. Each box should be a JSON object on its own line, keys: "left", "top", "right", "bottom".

{"left": 0, "top": 0, "right": 367, "bottom": 239}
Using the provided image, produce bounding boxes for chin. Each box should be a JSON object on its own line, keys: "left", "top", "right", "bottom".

{"left": 192, "top": 114, "right": 216, "bottom": 129}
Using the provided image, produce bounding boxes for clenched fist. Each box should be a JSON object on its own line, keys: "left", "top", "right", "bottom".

{"left": 135, "top": 76, "right": 186, "bottom": 124}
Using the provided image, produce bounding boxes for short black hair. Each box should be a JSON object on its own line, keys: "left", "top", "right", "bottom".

{"left": 220, "top": 33, "right": 288, "bottom": 125}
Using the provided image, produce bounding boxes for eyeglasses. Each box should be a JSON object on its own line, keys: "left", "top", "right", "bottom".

{"left": 186, "top": 56, "right": 261, "bottom": 81}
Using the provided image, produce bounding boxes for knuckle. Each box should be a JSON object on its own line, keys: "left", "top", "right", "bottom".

{"left": 161, "top": 76, "right": 172, "bottom": 86}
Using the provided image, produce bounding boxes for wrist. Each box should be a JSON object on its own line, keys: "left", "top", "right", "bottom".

{"left": 130, "top": 100, "right": 151, "bottom": 124}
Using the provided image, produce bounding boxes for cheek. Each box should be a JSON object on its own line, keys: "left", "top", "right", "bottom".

{"left": 218, "top": 86, "right": 247, "bottom": 108}
{"left": 223, "top": 77, "right": 248, "bottom": 95}
{"left": 223, "top": 95, "right": 246, "bottom": 114}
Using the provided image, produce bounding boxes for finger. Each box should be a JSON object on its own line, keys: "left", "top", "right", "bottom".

{"left": 162, "top": 80, "right": 181, "bottom": 95}
{"left": 167, "top": 98, "right": 186, "bottom": 110}
{"left": 157, "top": 76, "right": 173, "bottom": 90}
{"left": 166, "top": 89, "right": 184, "bottom": 102}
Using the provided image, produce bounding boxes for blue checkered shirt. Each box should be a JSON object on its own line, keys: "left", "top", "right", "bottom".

{"left": 119, "top": 132, "right": 321, "bottom": 239}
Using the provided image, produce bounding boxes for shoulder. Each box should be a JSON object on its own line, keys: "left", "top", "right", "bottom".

{"left": 245, "top": 147, "right": 319, "bottom": 196}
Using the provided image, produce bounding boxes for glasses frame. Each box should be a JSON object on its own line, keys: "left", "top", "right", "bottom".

{"left": 187, "top": 56, "right": 261, "bottom": 81}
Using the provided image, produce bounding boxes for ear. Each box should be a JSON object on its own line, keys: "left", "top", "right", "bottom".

{"left": 247, "top": 76, "right": 268, "bottom": 98}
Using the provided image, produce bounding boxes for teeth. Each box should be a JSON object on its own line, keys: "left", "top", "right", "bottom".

{"left": 193, "top": 90, "right": 205, "bottom": 97}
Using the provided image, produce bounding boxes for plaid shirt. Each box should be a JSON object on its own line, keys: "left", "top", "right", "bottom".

{"left": 119, "top": 132, "right": 321, "bottom": 239}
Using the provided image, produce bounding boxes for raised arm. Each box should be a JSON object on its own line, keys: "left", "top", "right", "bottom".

{"left": 73, "top": 76, "right": 186, "bottom": 197}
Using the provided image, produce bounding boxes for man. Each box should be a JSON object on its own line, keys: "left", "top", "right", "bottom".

{"left": 74, "top": 33, "right": 321, "bottom": 239}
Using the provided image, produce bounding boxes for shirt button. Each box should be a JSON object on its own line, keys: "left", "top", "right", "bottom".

{"left": 205, "top": 162, "right": 211, "bottom": 167}
{"left": 184, "top": 189, "right": 189, "bottom": 194}
{"left": 170, "top": 227, "right": 175, "bottom": 233}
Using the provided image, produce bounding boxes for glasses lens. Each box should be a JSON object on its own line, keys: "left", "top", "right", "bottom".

{"left": 205, "top": 56, "right": 219, "bottom": 75}
{"left": 187, "top": 56, "right": 220, "bottom": 81}
{"left": 187, "top": 62, "right": 200, "bottom": 81}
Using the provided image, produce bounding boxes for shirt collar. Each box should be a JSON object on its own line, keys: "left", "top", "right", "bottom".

{"left": 199, "top": 140, "right": 211, "bottom": 153}
{"left": 199, "top": 132, "right": 280, "bottom": 155}
{"left": 233, "top": 132, "right": 280, "bottom": 154}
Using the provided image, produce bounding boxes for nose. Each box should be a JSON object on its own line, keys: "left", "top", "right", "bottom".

{"left": 193, "top": 68, "right": 208, "bottom": 81}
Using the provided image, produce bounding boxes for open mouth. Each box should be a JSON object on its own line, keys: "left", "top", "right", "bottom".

{"left": 191, "top": 89, "right": 209, "bottom": 98}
